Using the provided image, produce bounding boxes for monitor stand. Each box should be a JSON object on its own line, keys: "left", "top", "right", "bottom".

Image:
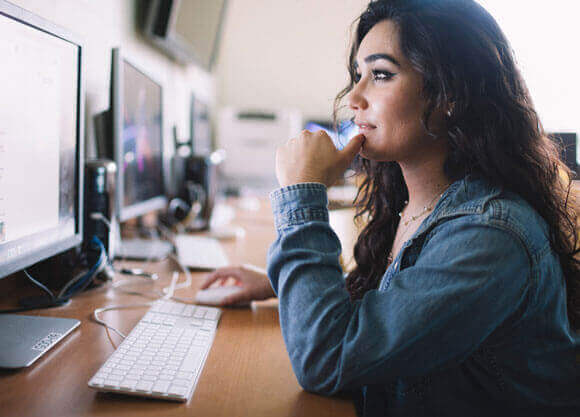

{"left": 0, "top": 315, "right": 80, "bottom": 369}
{"left": 116, "top": 238, "right": 173, "bottom": 261}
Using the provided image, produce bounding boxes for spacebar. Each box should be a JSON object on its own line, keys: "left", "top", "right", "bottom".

{"left": 181, "top": 346, "right": 207, "bottom": 373}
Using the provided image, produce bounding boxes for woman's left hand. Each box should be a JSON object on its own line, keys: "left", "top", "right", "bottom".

{"left": 275, "top": 130, "right": 365, "bottom": 188}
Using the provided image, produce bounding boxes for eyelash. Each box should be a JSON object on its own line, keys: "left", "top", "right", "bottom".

{"left": 354, "top": 69, "right": 395, "bottom": 83}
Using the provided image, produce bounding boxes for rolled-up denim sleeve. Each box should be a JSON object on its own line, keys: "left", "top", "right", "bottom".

{"left": 267, "top": 183, "right": 531, "bottom": 396}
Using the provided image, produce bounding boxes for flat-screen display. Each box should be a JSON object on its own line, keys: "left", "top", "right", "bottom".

{"left": 111, "top": 48, "right": 166, "bottom": 222}
{"left": 121, "top": 61, "right": 164, "bottom": 211}
{"left": 143, "top": 0, "right": 228, "bottom": 70}
{"left": 0, "top": 1, "right": 83, "bottom": 278}
{"left": 303, "top": 120, "right": 359, "bottom": 151}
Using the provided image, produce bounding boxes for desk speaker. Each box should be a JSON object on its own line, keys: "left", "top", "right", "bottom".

{"left": 84, "top": 159, "right": 117, "bottom": 263}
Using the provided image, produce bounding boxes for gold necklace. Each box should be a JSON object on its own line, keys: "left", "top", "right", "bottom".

{"left": 398, "top": 186, "right": 448, "bottom": 227}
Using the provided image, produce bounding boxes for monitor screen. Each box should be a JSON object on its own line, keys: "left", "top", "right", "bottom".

{"left": 0, "top": 1, "right": 83, "bottom": 278}
{"left": 549, "top": 132, "right": 578, "bottom": 178}
{"left": 143, "top": 0, "right": 228, "bottom": 70}
{"left": 303, "top": 120, "right": 359, "bottom": 151}
{"left": 111, "top": 48, "right": 166, "bottom": 222}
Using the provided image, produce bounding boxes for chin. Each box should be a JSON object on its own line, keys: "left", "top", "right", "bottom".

{"left": 359, "top": 145, "right": 391, "bottom": 162}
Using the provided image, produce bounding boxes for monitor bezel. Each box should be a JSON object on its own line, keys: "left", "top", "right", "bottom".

{"left": 111, "top": 48, "right": 167, "bottom": 223}
{"left": 0, "top": 0, "right": 84, "bottom": 279}
{"left": 142, "top": 0, "right": 229, "bottom": 70}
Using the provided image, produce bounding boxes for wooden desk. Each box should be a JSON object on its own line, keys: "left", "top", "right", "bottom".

{"left": 0, "top": 198, "right": 356, "bottom": 417}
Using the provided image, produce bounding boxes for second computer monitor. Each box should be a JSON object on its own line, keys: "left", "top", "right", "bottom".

{"left": 111, "top": 48, "right": 166, "bottom": 223}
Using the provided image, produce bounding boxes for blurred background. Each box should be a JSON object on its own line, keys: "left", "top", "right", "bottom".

{"left": 9, "top": 0, "right": 579, "bottom": 194}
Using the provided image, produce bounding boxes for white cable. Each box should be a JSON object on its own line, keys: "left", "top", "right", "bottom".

{"left": 91, "top": 215, "right": 195, "bottom": 342}
{"left": 162, "top": 271, "right": 180, "bottom": 300}
{"left": 93, "top": 302, "right": 154, "bottom": 340}
{"left": 24, "top": 269, "right": 56, "bottom": 300}
{"left": 57, "top": 269, "right": 87, "bottom": 298}
{"left": 90, "top": 212, "right": 122, "bottom": 260}
{"left": 167, "top": 253, "right": 192, "bottom": 291}
{"left": 90, "top": 212, "right": 112, "bottom": 229}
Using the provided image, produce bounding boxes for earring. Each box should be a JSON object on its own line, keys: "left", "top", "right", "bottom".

{"left": 446, "top": 102, "right": 455, "bottom": 117}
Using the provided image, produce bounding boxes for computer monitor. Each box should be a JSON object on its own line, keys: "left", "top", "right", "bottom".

{"left": 549, "top": 132, "right": 578, "bottom": 179}
{"left": 303, "top": 120, "right": 359, "bottom": 150}
{"left": 0, "top": 0, "right": 83, "bottom": 369}
{"left": 0, "top": 0, "right": 84, "bottom": 280}
{"left": 110, "top": 48, "right": 166, "bottom": 223}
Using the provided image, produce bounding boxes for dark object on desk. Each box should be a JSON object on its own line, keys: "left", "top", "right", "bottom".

{"left": 549, "top": 132, "right": 578, "bottom": 179}
{"left": 171, "top": 153, "right": 223, "bottom": 231}
{"left": 84, "top": 159, "right": 118, "bottom": 267}
{"left": 0, "top": 315, "right": 80, "bottom": 369}
{"left": 184, "top": 155, "right": 217, "bottom": 230}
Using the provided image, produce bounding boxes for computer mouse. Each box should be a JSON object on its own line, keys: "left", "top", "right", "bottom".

{"left": 194, "top": 286, "right": 249, "bottom": 307}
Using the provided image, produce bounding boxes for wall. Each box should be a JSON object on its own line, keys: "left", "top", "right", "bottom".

{"left": 479, "top": 0, "right": 580, "bottom": 153}
{"left": 214, "top": 0, "right": 369, "bottom": 122}
{"left": 9, "top": 0, "right": 215, "bottom": 163}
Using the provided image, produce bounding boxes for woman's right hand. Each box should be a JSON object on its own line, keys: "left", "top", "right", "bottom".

{"left": 200, "top": 264, "right": 275, "bottom": 306}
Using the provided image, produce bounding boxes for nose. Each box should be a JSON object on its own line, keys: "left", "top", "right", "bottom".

{"left": 347, "top": 82, "right": 368, "bottom": 111}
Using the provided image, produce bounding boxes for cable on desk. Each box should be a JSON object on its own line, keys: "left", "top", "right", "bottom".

{"left": 90, "top": 218, "right": 195, "bottom": 347}
{"left": 24, "top": 269, "right": 56, "bottom": 300}
{"left": 93, "top": 269, "right": 178, "bottom": 348}
{"left": 58, "top": 236, "right": 108, "bottom": 299}
{"left": 163, "top": 253, "right": 193, "bottom": 303}
{"left": 91, "top": 212, "right": 166, "bottom": 272}
{"left": 93, "top": 302, "right": 154, "bottom": 340}
{"left": 163, "top": 272, "right": 180, "bottom": 300}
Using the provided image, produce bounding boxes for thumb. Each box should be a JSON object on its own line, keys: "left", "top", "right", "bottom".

{"left": 340, "top": 134, "right": 365, "bottom": 162}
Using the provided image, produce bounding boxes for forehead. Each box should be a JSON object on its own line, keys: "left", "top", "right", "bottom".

{"left": 356, "top": 19, "right": 402, "bottom": 64}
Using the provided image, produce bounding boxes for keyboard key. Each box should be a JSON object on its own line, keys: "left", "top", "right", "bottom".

{"left": 181, "top": 346, "right": 206, "bottom": 373}
{"left": 206, "top": 309, "right": 220, "bottom": 320}
{"left": 176, "top": 371, "right": 194, "bottom": 379}
{"left": 171, "top": 378, "right": 190, "bottom": 387}
{"left": 152, "top": 381, "right": 171, "bottom": 394}
{"left": 136, "top": 381, "right": 154, "bottom": 392}
{"left": 168, "top": 386, "right": 189, "bottom": 396}
{"left": 120, "top": 379, "right": 138, "bottom": 390}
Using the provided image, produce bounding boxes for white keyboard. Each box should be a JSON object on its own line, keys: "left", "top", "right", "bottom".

{"left": 116, "top": 238, "right": 173, "bottom": 261}
{"left": 175, "top": 235, "right": 229, "bottom": 269}
{"left": 88, "top": 299, "right": 221, "bottom": 402}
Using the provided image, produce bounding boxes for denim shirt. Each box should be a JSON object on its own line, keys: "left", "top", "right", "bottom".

{"left": 267, "top": 177, "right": 580, "bottom": 417}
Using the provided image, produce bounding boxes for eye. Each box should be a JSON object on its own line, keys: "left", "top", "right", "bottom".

{"left": 372, "top": 69, "right": 395, "bottom": 82}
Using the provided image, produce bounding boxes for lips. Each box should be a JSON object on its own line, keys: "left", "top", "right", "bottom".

{"left": 355, "top": 121, "right": 376, "bottom": 132}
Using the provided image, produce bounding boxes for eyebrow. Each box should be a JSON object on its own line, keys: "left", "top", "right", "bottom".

{"left": 354, "top": 53, "right": 401, "bottom": 69}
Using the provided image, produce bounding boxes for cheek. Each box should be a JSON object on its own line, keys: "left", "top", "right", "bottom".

{"left": 376, "top": 89, "right": 425, "bottom": 137}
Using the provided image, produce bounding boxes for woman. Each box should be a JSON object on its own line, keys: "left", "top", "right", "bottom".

{"left": 203, "top": 0, "right": 580, "bottom": 415}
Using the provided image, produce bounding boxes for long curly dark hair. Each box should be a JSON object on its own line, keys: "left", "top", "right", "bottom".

{"left": 334, "top": 0, "right": 580, "bottom": 329}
